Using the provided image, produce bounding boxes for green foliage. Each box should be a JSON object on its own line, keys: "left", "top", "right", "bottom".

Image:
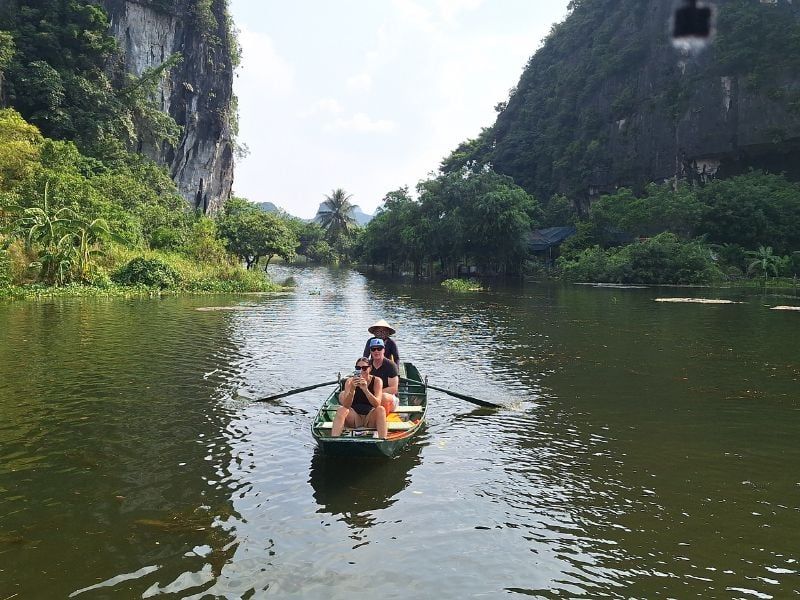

{"left": 118, "top": 53, "right": 184, "bottom": 148}
{"left": 112, "top": 256, "right": 179, "bottom": 288}
{"left": 714, "top": 0, "right": 800, "bottom": 84}
{"left": 589, "top": 183, "right": 704, "bottom": 239}
{"left": 149, "top": 225, "right": 185, "bottom": 250}
{"left": 216, "top": 198, "right": 298, "bottom": 271}
{"left": 0, "top": 109, "right": 262, "bottom": 293}
{"left": 0, "top": 1, "right": 181, "bottom": 158}
{"left": 361, "top": 168, "right": 540, "bottom": 276}
{"left": 746, "top": 245, "right": 781, "bottom": 280}
{"left": 0, "top": 247, "right": 11, "bottom": 288}
{"left": 0, "top": 108, "right": 43, "bottom": 190}
{"left": 441, "top": 278, "right": 483, "bottom": 292}
{"left": 183, "top": 216, "right": 227, "bottom": 264}
{"left": 192, "top": 0, "right": 219, "bottom": 35}
{"left": 9, "top": 181, "right": 122, "bottom": 285}
{"left": 0, "top": 30, "right": 14, "bottom": 72}
{"left": 541, "top": 194, "right": 577, "bottom": 227}
{"left": 440, "top": 0, "right": 800, "bottom": 202}
{"left": 696, "top": 171, "right": 800, "bottom": 254}
{"left": 559, "top": 233, "right": 721, "bottom": 285}
{"left": 318, "top": 188, "right": 357, "bottom": 244}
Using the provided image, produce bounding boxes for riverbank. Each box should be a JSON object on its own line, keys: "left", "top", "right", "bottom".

{"left": 0, "top": 247, "right": 287, "bottom": 300}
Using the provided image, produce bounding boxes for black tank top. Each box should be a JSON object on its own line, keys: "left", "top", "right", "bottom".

{"left": 352, "top": 376, "right": 377, "bottom": 416}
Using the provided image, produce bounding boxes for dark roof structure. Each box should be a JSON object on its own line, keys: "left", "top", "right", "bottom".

{"left": 526, "top": 226, "right": 577, "bottom": 252}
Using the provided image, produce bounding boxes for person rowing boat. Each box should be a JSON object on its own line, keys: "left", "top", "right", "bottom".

{"left": 363, "top": 319, "right": 400, "bottom": 366}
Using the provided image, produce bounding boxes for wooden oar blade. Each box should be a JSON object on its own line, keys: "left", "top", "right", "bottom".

{"left": 254, "top": 380, "right": 338, "bottom": 403}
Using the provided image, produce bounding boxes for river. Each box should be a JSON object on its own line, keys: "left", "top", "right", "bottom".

{"left": 1, "top": 266, "right": 798, "bottom": 598}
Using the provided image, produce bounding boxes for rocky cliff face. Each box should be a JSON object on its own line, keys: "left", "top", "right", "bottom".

{"left": 461, "top": 0, "right": 800, "bottom": 206}
{"left": 102, "top": 0, "right": 234, "bottom": 213}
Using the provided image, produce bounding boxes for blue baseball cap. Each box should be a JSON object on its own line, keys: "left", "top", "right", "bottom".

{"left": 369, "top": 338, "right": 385, "bottom": 349}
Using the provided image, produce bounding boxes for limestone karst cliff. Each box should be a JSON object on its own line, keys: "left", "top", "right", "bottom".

{"left": 443, "top": 0, "right": 800, "bottom": 208}
{"left": 101, "top": 0, "right": 235, "bottom": 213}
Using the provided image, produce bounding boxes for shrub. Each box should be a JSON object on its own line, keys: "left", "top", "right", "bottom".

{"left": 0, "top": 249, "right": 10, "bottom": 288}
{"left": 559, "top": 246, "right": 611, "bottom": 281}
{"left": 149, "top": 225, "right": 185, "bottom": 250}
{"left": 441, "top": 278, "right": 484, "bottom": 291}
{"left": 559, "top": 234, "right": 721, "bottom": 284}
{"left": 112, "top": 257, "right": 180, "bottom": 288}
{"left": 182, "top": 217, "right": 227, "bottom": 263}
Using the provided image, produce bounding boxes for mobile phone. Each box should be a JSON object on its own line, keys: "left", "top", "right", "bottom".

{"left": 354, "top": 369, "right": 362, "bottom": 377}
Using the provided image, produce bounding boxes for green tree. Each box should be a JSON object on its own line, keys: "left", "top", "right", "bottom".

{"left": 217, "top": 200, "right": 297, "bottom": 271}
{"left": 257, "top": 212, "right": 297, "bottom": 271}
{"left": 746, "top": 245, "right": 781, "bottom": 281}
{"left": 0, "top": 108, "right": 42, "bottom": 192}
{"left": 541, "top": 194, "right": 577, "bottom": 227}
{"left": 293, "top": 221, "right": 333, "bottom": 263}
{"left": 0, "top": 29, "right": 15, "bottom": 98}
{"left": 318, "top": 188, "right": 357, "bottom": 245}
{"left": 415, "top": 167, "right": 541, "bottom": 275}
{"left": 184, "top": 216, "right": 227, "bottom": 264}
{"left": 697, "top": 172, "right": 800, "bottom": 254}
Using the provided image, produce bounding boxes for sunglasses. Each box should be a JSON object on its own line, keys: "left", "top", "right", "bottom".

{"left": 355, "top": 364, "right": 369, "bottom": 370}
{"left": 370, "top": 347, "right": 384, "bottom": 352}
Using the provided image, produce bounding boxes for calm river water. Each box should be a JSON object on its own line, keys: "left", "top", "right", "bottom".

{"left": 1, "top": 266, "right": 799, "bottom": 599}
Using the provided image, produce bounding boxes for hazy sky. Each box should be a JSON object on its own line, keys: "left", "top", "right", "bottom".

{"left": 228, "top": 0, "right": 570, "bottom": 219}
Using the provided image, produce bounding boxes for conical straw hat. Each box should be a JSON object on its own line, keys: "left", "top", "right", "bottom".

{"left": 368, "top": 319, "right": 396, "bottom": 336}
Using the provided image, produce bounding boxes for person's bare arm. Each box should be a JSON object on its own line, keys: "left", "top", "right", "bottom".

{"left": 365, "top": 378, "right": 383, "bottom": 408}
{"left": 338, "top": 377, "right": 356, "bottom": 407}
{"left": 385, "top": 375, "right": 399, "bottom": 396}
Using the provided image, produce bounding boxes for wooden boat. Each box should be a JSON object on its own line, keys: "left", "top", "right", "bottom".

{"left": 311, "top": 362, "right": 427, "bottom": 457}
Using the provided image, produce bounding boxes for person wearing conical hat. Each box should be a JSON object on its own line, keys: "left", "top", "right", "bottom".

{"left": 363, "top": 319, "right": 400, "bottom": 414}
{"left": 362, "top": 319, "right": 399, "bottom": 365}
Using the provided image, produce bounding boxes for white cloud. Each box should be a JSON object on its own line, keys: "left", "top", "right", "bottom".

{"left": 391, "top": 0, "right": 435, "bottom": 32}
{"left": 346, "top": 72, "right": 373, "bottom": 93}
{"left": 229, "top": 0, "right": 571, "bottom": 218}
{"left": 298, "top": 97, "right": 344, "bottom": 118}
{"left": 237, "top": 26, "right": 294, "bottom": 96}
{"left": 437, "top": 0, "right": 485, "bottom": 23}
{"left": 324, "top": 113, "right": 397, "bottom": 134}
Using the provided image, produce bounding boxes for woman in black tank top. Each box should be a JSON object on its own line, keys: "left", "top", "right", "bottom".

{"left": 330, "top": 357, "right": 388, "bottom": 438}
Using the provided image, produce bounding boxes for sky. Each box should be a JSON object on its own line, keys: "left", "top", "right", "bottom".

{"left": 228, "top": 0, "right": 570, "bottom": 220}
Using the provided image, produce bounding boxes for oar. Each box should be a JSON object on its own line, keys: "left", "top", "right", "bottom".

{"left": 254, "top": 380, "right": 339, "bottom": 403}
{"left": 401, "top": 377, "right": 502, "bottom": 409}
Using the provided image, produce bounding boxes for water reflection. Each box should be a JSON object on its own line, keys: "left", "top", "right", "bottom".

{"left": 2, "top": 266, "right": 800, "bottom": 598}
{"left": 308, "top": 441, "right": 424, "bottom": 531}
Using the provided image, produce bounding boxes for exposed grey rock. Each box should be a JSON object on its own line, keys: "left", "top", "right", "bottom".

{"left": 102, "top": 0, "right": 234, "bottom": 213}
{"left": 486, "top": 0, "right": 800, "bottom": 204}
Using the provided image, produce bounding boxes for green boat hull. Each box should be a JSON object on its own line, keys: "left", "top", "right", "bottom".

{"left": 311, "top": 362, "right": 427, "bottom": 458}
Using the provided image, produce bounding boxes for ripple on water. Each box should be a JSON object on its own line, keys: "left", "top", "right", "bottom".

{"left": 2, "top": 267, "right": 800, "bottom": 598}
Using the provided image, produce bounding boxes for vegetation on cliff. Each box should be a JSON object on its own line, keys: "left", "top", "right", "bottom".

{"left": 0, "top": 1, "right": 274, "bottom": 298}
{"left": 442, "top": 0, "right": 800, "bottom": 205}
{"left": 0, "top": 108, "right": 278, "bottom": 298}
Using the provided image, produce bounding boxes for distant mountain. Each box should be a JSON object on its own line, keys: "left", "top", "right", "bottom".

{"left": 251, "top": 200, "right": 373, "bottom": 224}
{"left": 254, "top": 201, "right": 280, "bottom": 213}
{"left": 313, "top": 203, "right": 373, "bottom": 226}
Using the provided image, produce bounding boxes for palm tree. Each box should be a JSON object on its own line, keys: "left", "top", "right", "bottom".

{"left": 317, "top": 188, "right": 357, "bottom": 244}
{"left": 746, "top": 245, "right": 781, "bottom": 281}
